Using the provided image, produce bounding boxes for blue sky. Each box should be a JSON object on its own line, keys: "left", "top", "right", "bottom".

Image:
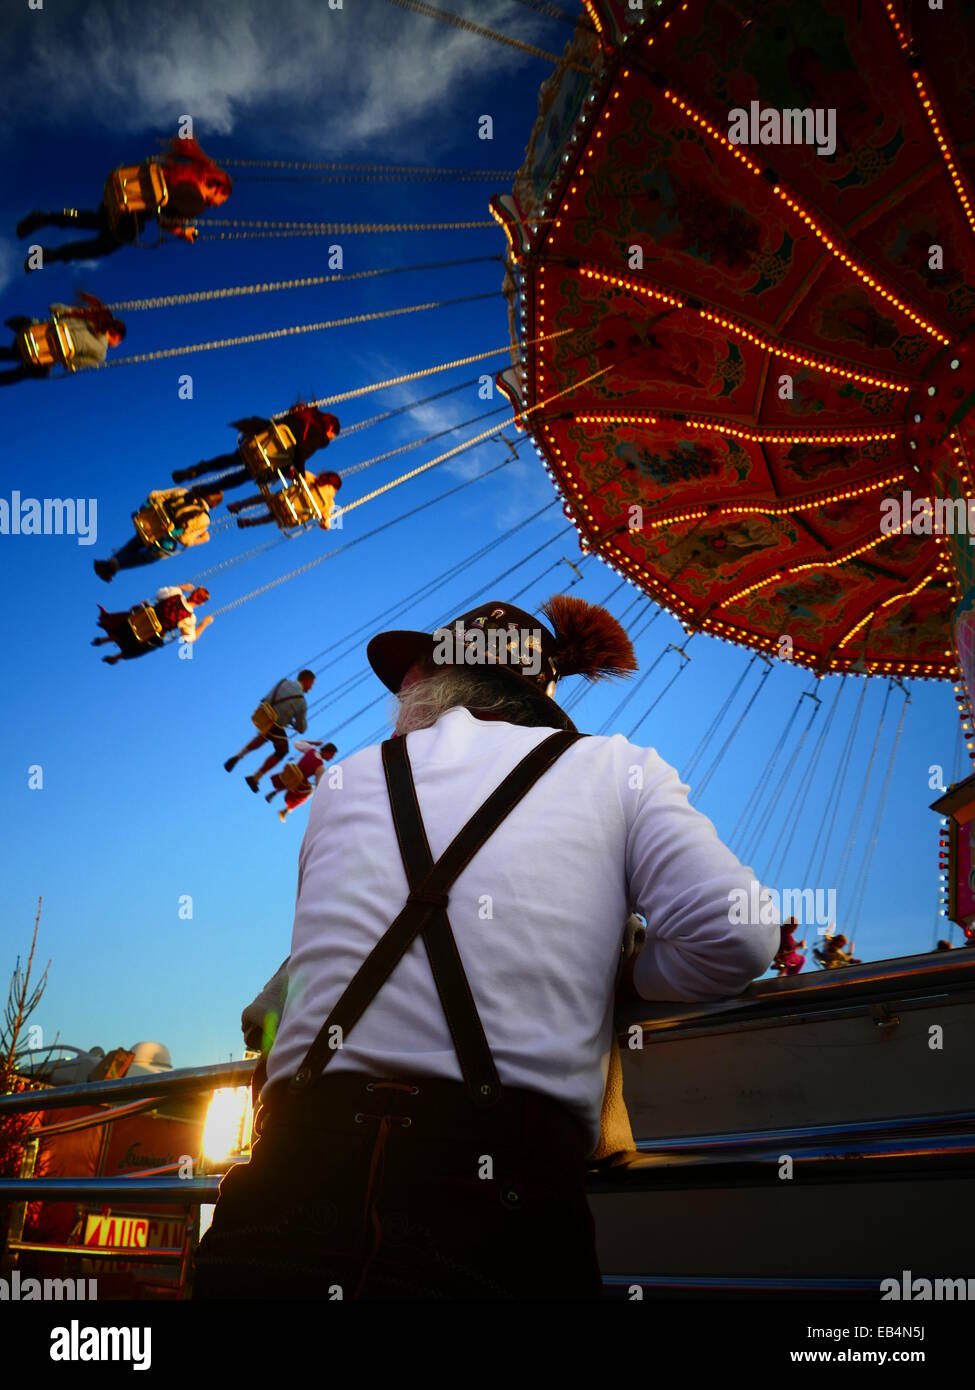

{"left": 0, "top": 0, "right": 961, "bottom": 1073}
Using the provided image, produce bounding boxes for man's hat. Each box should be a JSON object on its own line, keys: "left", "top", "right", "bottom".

{"left": 366, "top": 594, "right": 637, "bottom": 732}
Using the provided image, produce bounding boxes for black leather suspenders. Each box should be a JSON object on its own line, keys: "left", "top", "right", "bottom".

{"left": 288, "top": 728, "right": 582, "bottom": 1107}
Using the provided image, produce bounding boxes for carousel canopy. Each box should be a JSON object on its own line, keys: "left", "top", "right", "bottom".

{"left": 493, "top": 0, "right": 974, "bottom": 679}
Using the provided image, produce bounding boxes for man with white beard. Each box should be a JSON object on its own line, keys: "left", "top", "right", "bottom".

{"left": 195, "top": 595, "right": 778, "bottom": 1300}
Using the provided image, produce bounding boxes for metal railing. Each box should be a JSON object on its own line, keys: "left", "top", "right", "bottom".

{"left": 0, "top": 1060, "right": 253, "bottom": 1293}
{"left": 617, "top": 945, "right": 975, "bottom": 1038}
{"left": 3, "top": 952, "right": 975, "bottom": 1291}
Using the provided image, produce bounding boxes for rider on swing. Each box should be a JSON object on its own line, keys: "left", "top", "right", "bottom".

{"left": 17, "top": 137, "right": 232, "bottom": 269}
{"left": 92, "top": 584, "right": 213, "bottom": 664}
{"left": 0, "top": 294, "right": 125, "bottom": 386}
{"left": 172, "top": 405, "right": 340, "bottom": 493}
{"left": 93, "top": 488, "right": 223, "bottom": 582}
{"left": 231, "top": 469, "right": 342, "bottom": 531}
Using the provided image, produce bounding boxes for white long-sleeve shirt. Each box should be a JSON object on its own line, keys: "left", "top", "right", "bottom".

{"left": 266, "top": 707, "right": 779, "bottom": 1153}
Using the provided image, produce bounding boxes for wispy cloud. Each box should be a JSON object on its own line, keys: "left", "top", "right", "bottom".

{"left": 341, "top": 372, "right": 556, "bottom": 528}
{"left": 1, "top": 0, "right": 551, "bottom": 154}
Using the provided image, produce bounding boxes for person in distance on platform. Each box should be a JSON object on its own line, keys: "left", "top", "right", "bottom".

{"left": 225, "top": 671, "right": 316, "bottom": 792}
{"left": 17, "top": 137, "right": 232, "bottom": 269}
{"left": 93, "top": 489, "right": 222, "bottom": 582}
{"left": 193, "top": 594, "right": 780, "bottom": 1301}
{"left": 772, "top": 916, "right": 806, "bottom": 976}
{"left": 265, "top": 740, "right": 338, "bottom": 822}
{"left": 814, "top": 932, "right": 860, "bottom": 969}
{"left": 92, "top": 583, "right": 212, "bottom": 663}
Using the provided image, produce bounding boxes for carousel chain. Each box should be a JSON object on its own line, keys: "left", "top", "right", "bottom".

{"left": 340, "top": 404, "right": 509, "bottom": 477}
{"left": 211, "top": 361, "right": 591, "bottom": 616}
{"left": 768, "top": 678, "right": 846, "bottom": 889}
{"left": 743, "top": 686, "right": 821, "bottom": 864}
{"left": 105, "top": 256, "right": 503, "bottom": 312}
{"left": 833, "top": 681, "right": 895, "bottom": 908}
{"left": 798, "top": 677, "right": 850, "bottom": 887}
{"left": 342, "top": 364, "right": 610, "bottom": 513}
{"left": 197, "top": 218, "right": 496, "bottom": 234}
{"left": 694, "top": 661, "right": 775, "bottom": 800}
{"left": 190, "top": 537, "right": 288, "bottom": 583}
{"left": 682, "top": 655, "right": 758, "bottom": 784}
{"left": 300, "top": 491, "right": 561, "bottom": 682}
{"left": 813, "top": 678, "right": 869, "bottom": 887}
{"left": 189, "top": 339, "right": 588, "bottom": 600}
{"left": 508, "top": 0, "right": 593, "bottom": 27}
{"left": 101, "top": 292, "right": 500, "bottom": 366}
{"left": 626, "top": 636, "right": 696, "bottom": 741}
{"left": 339, "top": 376, "right": 482, "bottom": 435}
{"left": 381, "top": 0, "right": 590, "bottom": 72}
{"left": 219, "top": 157, "right": 517, "bottom": 178}
{"left": 231, "top": 172, "right": 510, "bottom": 186}
{"left": 343, "top": 419, "right": 512, "bottom": 511}
{"left": 193, "top": 347, "right": 574, "bottom": 590}
{"left": 295, "top": 326, "right": 574, "bottom": 411}
{"left": 596, "top": 647, "right": 669, "bottom": 736}
{"left": 752, "top": 704, "right": 821, "bottom": 878}
{"left": 208, "top": 455, "right": 515, "bottom": 618}
{"left": 449, "top": 523, "right": 567, "bottom": 616}
{"left": 198, "top": 229, "right": 496, "bottom": 240}
{"left": 848, "top": 688, "right": 911, "bottom": 944}
{"left": 762, "top": 692, "right": 829, "bottom": 884}
{"left": 307, "top": 501, "right": 564, "bottom": 718}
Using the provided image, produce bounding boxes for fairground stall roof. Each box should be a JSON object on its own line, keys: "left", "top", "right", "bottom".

{"left": 491, "top": 0, "right": 975, "bottom": 680}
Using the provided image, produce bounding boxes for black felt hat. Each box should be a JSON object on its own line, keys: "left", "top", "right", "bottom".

{"left": 367, "top": 594, "right": 638, "bottom": 732}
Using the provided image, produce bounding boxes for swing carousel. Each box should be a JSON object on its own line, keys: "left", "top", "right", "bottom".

{"left": 484, "top": 0, "right": 975, "bottom": 948}
{"left": 491, "top": 0, "right": 975, "bottom": 692}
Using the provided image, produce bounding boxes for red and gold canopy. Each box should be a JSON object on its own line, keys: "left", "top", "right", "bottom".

{"left": 493, "top": 0, "right": 974, "bottom": 679}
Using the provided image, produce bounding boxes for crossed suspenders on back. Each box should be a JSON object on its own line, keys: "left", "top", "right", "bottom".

{"left": 288, "top": 728, "right": 583, "bottom": 1107}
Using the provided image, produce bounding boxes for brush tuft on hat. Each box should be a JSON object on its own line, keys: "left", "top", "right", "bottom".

{"left": 540, "top": 595, "right": 638, "bottom": 682}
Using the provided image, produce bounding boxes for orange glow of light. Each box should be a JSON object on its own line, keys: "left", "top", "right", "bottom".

{"left": 911, "top": 73, "right": 975, "bottom": 235}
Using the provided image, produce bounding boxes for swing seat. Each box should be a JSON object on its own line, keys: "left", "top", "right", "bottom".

{"left": 294, "top": 474, "right": 329, "bottom": 525}
{"left": 104, "top": 162, "right": 169, "bottom": 230}
{"left": 133, "top": 498, "right": 178, "bottom": 548}
{"left": 267, "top": 487, "right": 306, "bottom": 529}
{"left": 267, "top": 476, "right": 330, "bottom": 531}
{"left": 251, "top": 701, "right": 282, "bottom": 736}
{"left": 17, "top": 319, "right": 75, "bottom": 370}
{"left": 238, "top": 423, "right": 297, "bottom": 483}
{"left": 127, "top": 602, "right": 163, "bottom": 645}
{"left": 279, "top": 761, "right": 308, "bottom": 793}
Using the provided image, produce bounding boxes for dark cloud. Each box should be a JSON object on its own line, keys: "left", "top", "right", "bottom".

{"left": 1, "top": 0, "right": 548, "bottom": 152}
